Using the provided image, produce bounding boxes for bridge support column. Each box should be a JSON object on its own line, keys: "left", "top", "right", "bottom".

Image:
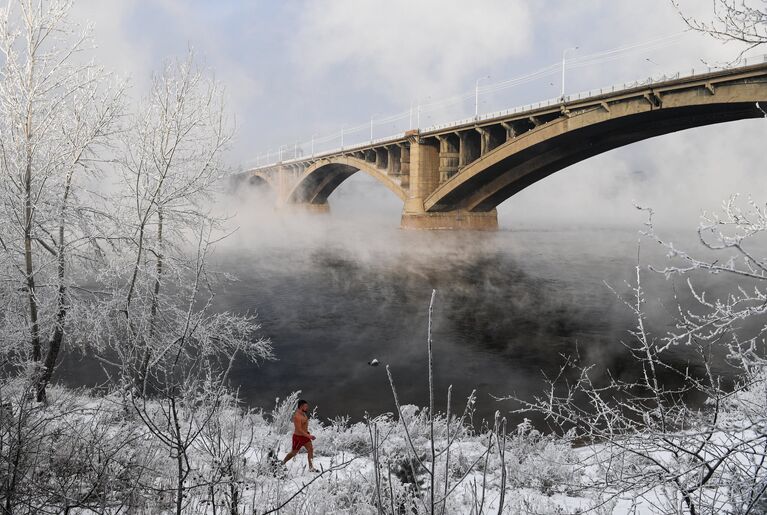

{"left": 274, "top": 165, "right": 297, "bottom": 207}
{"left": 501, "top": 121, "right": 517, "bottom": 141}
{"left": 458, "top": 131, "right": 480, "bottom": 167}
{"left": 374, "top": 148, "right": 388, "bottom": 170}
{"left": 399, "top": 144, "right": 410, "bottom": 188}
{"left": 386, "top": 146, "right": 401, "bottom": 177}
{"left": 400, "top": 135, "right": 497, "bottom": 230}
{"left": 478, "top": 126, "right": 506, "bottom": 155}
{"left": 437, "top": 134, "right": 459, "bottom": 182}
{"left": 271, "top": 163, "right": 332, "bottom": 214}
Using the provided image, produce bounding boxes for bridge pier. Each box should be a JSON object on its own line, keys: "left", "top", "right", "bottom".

{"left": 401, "top": 209, "right": 497, "bottom": 230}
{"left": 400, "top": 134, "right": 497, "bottom": 230}
{"left": 286, "top": 202, "right": 330, "bottom": 214}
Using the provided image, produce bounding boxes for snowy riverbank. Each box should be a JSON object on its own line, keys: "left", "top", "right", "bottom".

{"left": 2, "top": 375, "right": 764, "bottom": 514}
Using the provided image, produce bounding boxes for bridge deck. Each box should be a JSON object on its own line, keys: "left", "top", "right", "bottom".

{"left": 247, "top": 56, "right": 767, "bottom": 173}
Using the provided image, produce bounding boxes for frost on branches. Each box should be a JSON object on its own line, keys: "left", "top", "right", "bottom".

{"left": 0, "top": 3, "right": 273, "bottom": 513}
{"left": 0, "top": 0, "right": 125, "bottom": 401}
{"left": 672, "top": 0, "right": 767, "bottom": 55}
{"left": 507, "top": 198, "right": 767, "bottom": 514}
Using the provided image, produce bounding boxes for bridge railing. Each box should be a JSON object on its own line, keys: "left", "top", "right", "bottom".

{"left": 249, "top": 53, "right": 767, "bottom": 171}
{"left": 425, "top": 53, "right": 767, "bottom": 133}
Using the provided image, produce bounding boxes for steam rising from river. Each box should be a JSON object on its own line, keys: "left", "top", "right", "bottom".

{"left": 208, "top": 151, "right": 764, "bottom": 423}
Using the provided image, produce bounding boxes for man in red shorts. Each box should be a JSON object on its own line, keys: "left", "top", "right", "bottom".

{"left": 282, "top": 399, "right": 318, "bottom": 472}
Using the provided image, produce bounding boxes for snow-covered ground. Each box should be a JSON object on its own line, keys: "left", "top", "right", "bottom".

{"left": 1, "top": 377, "right": 765, "bottom": 514}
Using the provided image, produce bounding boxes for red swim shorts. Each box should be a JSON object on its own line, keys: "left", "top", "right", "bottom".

{"left": 292, "top": 434, "right": 312, "bottom": 452}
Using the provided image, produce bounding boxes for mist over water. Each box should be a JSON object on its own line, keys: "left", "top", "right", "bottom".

{"left": 54, "top": 168, "right": 761, "bottom": 426}
{"left": 201, "top": 177, "right": 752, "bottom": 425}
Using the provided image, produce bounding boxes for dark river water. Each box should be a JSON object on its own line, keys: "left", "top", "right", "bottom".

{"left": 199, "top": 200, "right": 749, "bottom": 426}
{"left": 54, "top": 185, "right": 759, "bottom": 427}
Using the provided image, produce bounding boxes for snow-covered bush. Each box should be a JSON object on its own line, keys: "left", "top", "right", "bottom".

{"left": 313, "top": 417, "right": 374, "bottom": 457}
{"left": 501, "top": 419, "right": 580, "bottom": 495}
{"left": 0, "top": 380, "right": 159, "bottom": 513}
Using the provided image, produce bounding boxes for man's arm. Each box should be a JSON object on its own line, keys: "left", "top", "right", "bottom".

{"left": 303, "top": 415, "right": 315, "bottom": 439}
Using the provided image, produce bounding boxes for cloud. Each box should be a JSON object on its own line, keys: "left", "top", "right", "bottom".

{"left": 70, "top": 0, "right": 149, "bottom": 85}
{"left": 291, "top": 0, "right": 533, "bottom": 100}
{"left": 70, "top": 0, "right": 268, "bottom": 164}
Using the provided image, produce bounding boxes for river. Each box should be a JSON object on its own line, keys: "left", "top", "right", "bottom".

{"left": 206, "top": 191, "right": 747, "bottom": 425}
{"left": 52, "top": 183, "right": 755, "bottom": 426}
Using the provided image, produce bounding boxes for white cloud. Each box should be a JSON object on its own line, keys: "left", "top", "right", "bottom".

{"left": 71, "top": 0, "right": 150, "bottom": 85}
{"left": 292, "top": 0, "right": 533, "bottom": 100}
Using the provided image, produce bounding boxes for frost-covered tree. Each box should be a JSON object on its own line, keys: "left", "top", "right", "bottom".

{"left": 672, "top": 0, "right": 766, "bottom": 54}
{"left": 67, "top": 52, "right": 272, "bottom": 396}
{"left": 71, "top": 53, "right": 274, "bottom": 514}
{"left": 0, "top": 0, "right": 124, "bottom": 401}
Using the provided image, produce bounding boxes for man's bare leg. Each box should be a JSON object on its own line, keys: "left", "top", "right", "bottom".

{"left": 306, "top": 442, "right": 318, "bottom": 472}
{"left": 282, "top": 450, "right": 296, "bottom": 464}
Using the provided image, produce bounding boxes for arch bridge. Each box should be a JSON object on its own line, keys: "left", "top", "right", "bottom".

{"left": 239, "top": 60, "right": 767, "bottom": 230}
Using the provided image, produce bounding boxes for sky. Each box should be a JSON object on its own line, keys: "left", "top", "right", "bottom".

{"left": 72, "top": 0, "right": 767, "bottom": 229}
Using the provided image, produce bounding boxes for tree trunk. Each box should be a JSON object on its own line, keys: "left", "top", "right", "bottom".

{"left": 24, "top": 104, "right": 41, "bottom": 370}
{"left": 36, "top": 169, "right": 76, "bottom": 402}
{"left": 176, "top": 449, "right": 184, "bottom": 515}
{"left": 22, "top": 43, "right": 42, "bottom": 389}
{"left": 136, "top": 207, "right": 163, "bottom": 396}
{"left": 36, "top": 232, "right": 66, "bottom": 402}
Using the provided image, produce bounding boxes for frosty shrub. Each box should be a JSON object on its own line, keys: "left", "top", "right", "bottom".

{"left": 0, "top": 379, "right": 157, "bottom": 514}
{"left": 314, "top": 417, "right": 375, "bottom": 457}
{"left": 501, "top": 418, "right": 579, "bottom": 495}
{"left": 507, "top": 199, "right": 767, "bottom": 513}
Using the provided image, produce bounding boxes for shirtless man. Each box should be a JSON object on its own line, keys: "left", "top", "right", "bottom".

{"left": 282, "top": 399, "right": 318, "bottom": 472}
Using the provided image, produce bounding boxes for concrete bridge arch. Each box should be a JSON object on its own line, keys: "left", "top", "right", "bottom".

{"left": 286, "top": 155, "right": 408, "bottom": 208}
{"left": 248, "top": 172, "right": 274, "bottom": 189}
{"left": 423, "top": 86, "right": 767, "bottom": 213}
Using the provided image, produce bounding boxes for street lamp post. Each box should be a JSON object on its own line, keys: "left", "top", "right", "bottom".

{"left": 311, "top": 135, "right": 315, "bottom": 157}
{"left": 475, "top": 75, "right": 490, "bottom": 119}
{"left": 340, "top": 127, "right": 344, "bottom": 150}
{"left": 561, "top": 46, "right": 578, "bottom": 101}
{"left": 410, "top": 96, "right": 431, "bottom": 130}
